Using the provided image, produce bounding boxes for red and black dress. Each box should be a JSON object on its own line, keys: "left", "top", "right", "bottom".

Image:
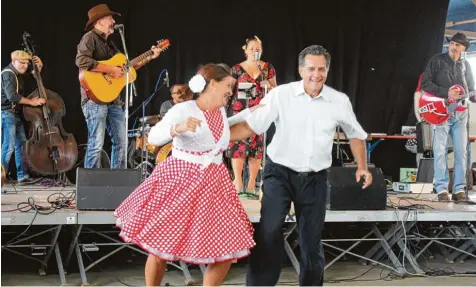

{"left": 226, "top": 63, "right": 276, "bottom": 159}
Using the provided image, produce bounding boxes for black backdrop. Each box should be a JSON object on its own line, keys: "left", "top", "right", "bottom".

{"left": 1, "top": 0, "right": 449, "bottom": 180}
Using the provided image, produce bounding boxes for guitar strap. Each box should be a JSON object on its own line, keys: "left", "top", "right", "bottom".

{"left": 1, "top": 69, "right": 19, "bottom": 110}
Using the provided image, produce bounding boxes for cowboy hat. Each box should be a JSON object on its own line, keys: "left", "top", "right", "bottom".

{"left": 446, "top": 32, "right": 470, "bottom": 50}
{"left": 84, "top": 4, "right": 121, "bottom": 31}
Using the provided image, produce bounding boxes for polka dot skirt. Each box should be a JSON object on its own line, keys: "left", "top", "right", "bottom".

{"left": 114, "top": 109, "right": 255, "bottom": 264}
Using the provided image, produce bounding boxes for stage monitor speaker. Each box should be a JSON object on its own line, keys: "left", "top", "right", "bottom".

{"left": 326, "top": 167, "right": 387, "bottom": 210}
{"left": 76, "top": 168, "right": 141, "bottom": 211}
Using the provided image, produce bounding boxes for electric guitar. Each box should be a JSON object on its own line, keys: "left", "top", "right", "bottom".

{"left": 79, "top": 39, "right": 171, "bottom": 104}
{"left": 418, "top": 85, "right": 475, "bottom": 125}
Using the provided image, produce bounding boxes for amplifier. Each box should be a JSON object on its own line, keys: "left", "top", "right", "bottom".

{"left": 326, "top": 167, "right": 387, "bottom": 210}
{"left": 416, "top": 121, "right": 453, "bottom": 153}
{"left": 76, "top": 168, "right": 141, "bottom": 211}
{"left": 416, "top": 121, "right": 433, "bottom": 153}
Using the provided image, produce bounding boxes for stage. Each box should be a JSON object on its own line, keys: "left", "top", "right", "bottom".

{"left": 2, "top": 183, "right": 476, "bottom": 225}
{"left": 2, "top": 183, "right": 476, "bottom": 285}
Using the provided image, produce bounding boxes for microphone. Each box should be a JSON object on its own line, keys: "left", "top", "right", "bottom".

{"left": 114, "top": 24, "right": 124, "bottom": 30}
{"left": 254, "top": 51, "right": 261, "bottom": 61}
{"left": 165, "top": 70, "right": 170, "bottom": 88}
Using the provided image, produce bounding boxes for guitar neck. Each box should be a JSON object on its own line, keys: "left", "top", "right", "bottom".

{"left": 130, "top": 50, "right": 154, "bottom": 70}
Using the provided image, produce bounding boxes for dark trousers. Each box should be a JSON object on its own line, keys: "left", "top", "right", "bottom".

{"left": 246, "top": 158, "right": 327, "bottom": 286}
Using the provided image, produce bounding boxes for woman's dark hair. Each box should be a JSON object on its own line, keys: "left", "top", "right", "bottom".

{"left": 191, "top": 63, "right": 231, "bottom": 98}
{"left": 198, "top": 63, "right": 231, "bottom": 85}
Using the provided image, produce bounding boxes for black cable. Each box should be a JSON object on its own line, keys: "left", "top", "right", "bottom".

{"left": 47, "top": 190, "right": 76, "bottom": 209}
{"left": 2, "top": 188, "right": 76, "bottom": 252}
{"left": 1, "top": 197, "right": 39, "bottom": 252}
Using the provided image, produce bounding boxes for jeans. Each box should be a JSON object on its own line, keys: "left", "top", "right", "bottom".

{"left": 246, "top": 158, "right": 327, "bottom": 286}
{"left": 82, "top": 101, "right": 126, "bottom": 169}
{"left": 1, "top": 111, "right": 28, "bottom": 180}
{"left": 432, "top": 110, "right": 468, "bottom": 194}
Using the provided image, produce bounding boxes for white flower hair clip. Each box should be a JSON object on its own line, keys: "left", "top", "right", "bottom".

{"left": 189, "top": 74, "right": 207, "bottom": 93}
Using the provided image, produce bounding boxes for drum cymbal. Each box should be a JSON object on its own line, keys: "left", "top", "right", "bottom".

{"left": 139, "top": 115, "right": 161, "bottom": 125}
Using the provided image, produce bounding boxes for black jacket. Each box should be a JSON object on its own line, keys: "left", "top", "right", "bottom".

{"left": 421, "top": 52, "right": 475, "bottom": 98}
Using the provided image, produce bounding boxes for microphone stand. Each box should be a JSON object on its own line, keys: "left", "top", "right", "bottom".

{"left": 256, "top": 58, "right": 267, "bottom": 199}
{"left": 116, "top": 25, "right": 137, "bottom": 169}
{"left": 460, "top": 52, "right": 472, "bottom": 200}
{"left": 132, "top": 70, "right": 167, "bottom": 180}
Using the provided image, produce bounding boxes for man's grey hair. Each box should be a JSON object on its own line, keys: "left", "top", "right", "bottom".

{"left": 298, "top": 45, "right": 331, "bottom": 68}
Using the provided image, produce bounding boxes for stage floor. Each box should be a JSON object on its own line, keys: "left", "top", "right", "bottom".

{"left": 2, "top": 183, "right": 476, "bottom": 226}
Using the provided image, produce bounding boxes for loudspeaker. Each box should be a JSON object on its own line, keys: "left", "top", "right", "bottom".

{"left": 416, "top": 158, "right": 434, "bottom": 183}
{"left": 326, "top": 167, "right": 387, "bottom": 210}
{"left": 76, "top": 168, "right": 142, "bottom": 210}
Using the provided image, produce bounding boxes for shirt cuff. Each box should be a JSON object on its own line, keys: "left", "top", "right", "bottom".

{"left": 228, "top": 108, "right": 251, "bottom": 126}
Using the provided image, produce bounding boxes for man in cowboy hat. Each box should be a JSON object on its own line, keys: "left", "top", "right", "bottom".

{"left": 421, "top": 32, "right": 475, "bottom": 202}
{"left": 76, "top": 4, "right": 162, "bottom": 169}
{"left": 1, "top": 50, "right": 46, "bottom": 185}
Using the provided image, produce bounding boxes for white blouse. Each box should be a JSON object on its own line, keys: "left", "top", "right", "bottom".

{"left": 148, "top": 100, "right": 250, "bottom": 153}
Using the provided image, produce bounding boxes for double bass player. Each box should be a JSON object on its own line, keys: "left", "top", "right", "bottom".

{"left": 1, "top": 50, "right": 45, "bottom": 184}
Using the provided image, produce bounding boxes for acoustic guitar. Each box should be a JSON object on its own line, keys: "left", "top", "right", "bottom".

{"left": 79, "top": 39, "right": 171, "bottom": 104}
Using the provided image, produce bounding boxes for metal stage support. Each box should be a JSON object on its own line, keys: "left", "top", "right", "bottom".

{"left": 62, "top": 224, "right": 203, "bottom": 286}
{"left": 282, "top": 211, "right": 476, "bottom": 278}
{"left": 1, "top": 225, "right": 67, "bottom": 285}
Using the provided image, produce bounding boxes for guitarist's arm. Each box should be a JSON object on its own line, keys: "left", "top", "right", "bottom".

{"left": 90, "top": 63, "right": 123, "bottom": 77}
{"left": 76, "top": 35, "right": 123, "bottom": 78}
{"left": 421, "top": 57, "right": 449, "bottom": 98}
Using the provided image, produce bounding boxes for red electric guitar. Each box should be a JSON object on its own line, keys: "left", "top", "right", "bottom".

{"left": 418, "top": 85, "right": 475, "bottom": 125}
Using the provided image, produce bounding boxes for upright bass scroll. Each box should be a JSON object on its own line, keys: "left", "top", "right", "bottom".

{"left": 22, "top": 32, "right": 78, "bottom": 175}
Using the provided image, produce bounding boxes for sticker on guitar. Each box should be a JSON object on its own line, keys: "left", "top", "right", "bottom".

{"left": 79, "top": 39, "right": 171, "bottom": 104}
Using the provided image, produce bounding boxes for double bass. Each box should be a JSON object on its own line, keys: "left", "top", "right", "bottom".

{"left": 22, "top": 32, "right": 78, "bottom": 175}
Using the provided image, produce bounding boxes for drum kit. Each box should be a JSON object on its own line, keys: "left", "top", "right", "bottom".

{"left": 128, "top": 114, "right": 172, "bottom": 179}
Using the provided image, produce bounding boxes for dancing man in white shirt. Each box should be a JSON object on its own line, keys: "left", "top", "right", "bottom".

{"left": 230, "top": 45, "right": 373, "bottom": 286}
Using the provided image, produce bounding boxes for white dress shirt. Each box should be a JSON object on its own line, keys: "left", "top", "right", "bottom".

{"left": 246, "top": 80, "right": 368, "bottom": 172}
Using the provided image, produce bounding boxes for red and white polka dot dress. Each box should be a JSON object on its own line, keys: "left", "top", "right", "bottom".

{"left": 114, "top": 108, "right": 255, "bottom": 264}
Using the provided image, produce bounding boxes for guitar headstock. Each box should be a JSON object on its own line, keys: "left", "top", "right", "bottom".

{"left": 156, "top": 39, "right": 171, "bottom": 52}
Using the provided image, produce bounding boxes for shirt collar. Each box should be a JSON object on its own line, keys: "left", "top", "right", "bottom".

{"left": 92, "top": 28, "right": 107, "bottom": 40}
{"left": 7, "top": 63, "right": 20, "bottom": 75}
{"left": 294, "top": 80, "right": 331, "bottom": 102}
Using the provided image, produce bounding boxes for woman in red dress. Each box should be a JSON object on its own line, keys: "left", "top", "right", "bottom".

{"left": 227, "top": 36, "right": 277, "bottom": 195}
{"left": 115, "top": 63, "right": 255, "bottom": 286}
